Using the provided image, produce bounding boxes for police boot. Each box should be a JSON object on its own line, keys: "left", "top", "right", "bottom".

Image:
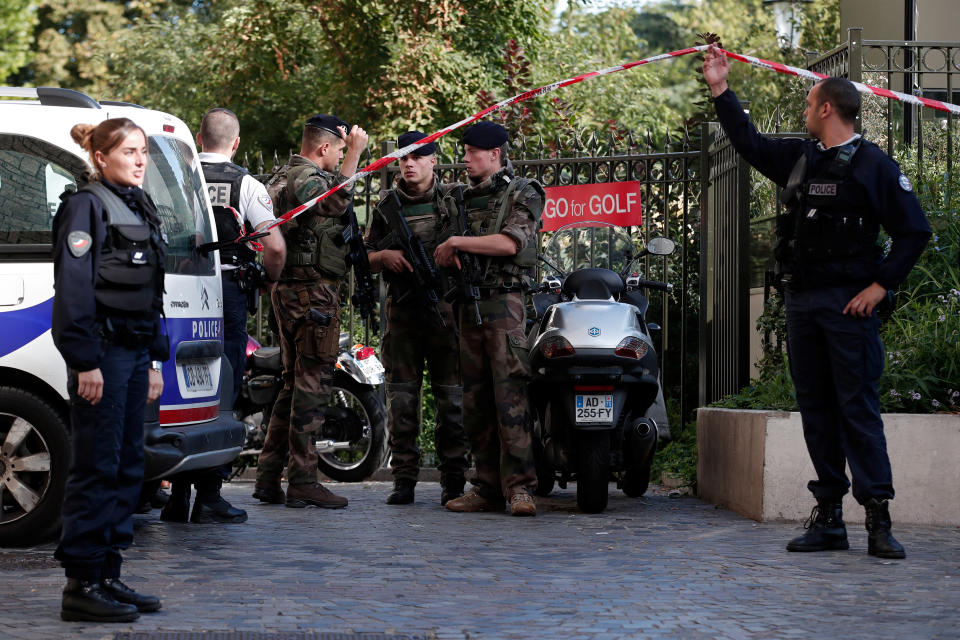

{"left": 386, "top": 479, "right": 416, "bottom": 505}
{"left": 864, "top": 498, "right": 906, "bottom": 559}
{"left": 61, "top": 579, "right": 140, "bottom": 622}
{"left": 101, "top": 578, "right": 162, "bottom": 612}
{"left": 159, "top": 482, "right": 191, "bottom": 523}
{"left": 786, "top": 499, "right": 849, "bottom": 552}
{"left": 191, "top": 494, "right": 248, "bottom": 524}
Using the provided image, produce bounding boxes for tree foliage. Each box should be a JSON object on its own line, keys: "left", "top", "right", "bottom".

{"left": 0, "top": 0, "right": 37, "bottom": 82}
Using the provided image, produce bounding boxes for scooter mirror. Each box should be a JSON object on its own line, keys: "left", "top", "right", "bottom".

{"left": 645, "top": 237, "right": 676, "bottom": 256}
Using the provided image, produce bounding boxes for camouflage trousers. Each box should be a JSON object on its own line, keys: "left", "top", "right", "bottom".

{"left": 459, "top": 291, "right": 536, "bottom": 499}
{"left": 257, "top": 278, "right": 341, "bottom": 486}
{"left": 381, "top": 295, "right": 468, "bottom": 486}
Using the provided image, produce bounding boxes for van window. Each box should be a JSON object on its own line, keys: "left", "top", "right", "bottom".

{"left": 0, "top": 134, "right": 84, "bottom": 248}
{"left": 145, "top": 136, "right": 215, "bottom": 276}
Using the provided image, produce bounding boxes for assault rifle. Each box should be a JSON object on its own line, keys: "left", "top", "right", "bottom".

{"left": 446, "top": 185, "right": 483, "bottom": 327}
{"left": 341, "top": 202, "right": 379, "bottom": 328}
{"left": 379, "top": 191, "right": 447, "bottom": 327}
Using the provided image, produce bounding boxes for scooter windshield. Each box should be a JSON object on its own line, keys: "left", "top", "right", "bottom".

{"left": 540, "top": 222, "right": 638, "bottom": 278}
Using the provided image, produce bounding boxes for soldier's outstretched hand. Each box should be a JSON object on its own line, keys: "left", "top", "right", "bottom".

{"left": 344, "top": 125, "right": 369, "bottom": 152}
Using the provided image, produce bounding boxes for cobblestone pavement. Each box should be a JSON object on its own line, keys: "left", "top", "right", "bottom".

{"left": 2, "top": 481, "right": 959, "bottom": 640}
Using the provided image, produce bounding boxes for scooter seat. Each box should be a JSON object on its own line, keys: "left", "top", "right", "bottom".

{"left": 252, "top": 346, "right": 281, "bottom": 372}
{"left": 562, "top": 268, "right": 624, "bottom": 300}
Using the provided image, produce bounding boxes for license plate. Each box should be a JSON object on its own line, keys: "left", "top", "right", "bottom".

{"left": 575, "top": 394, "right": 613, "bottom": 424}
{"left": 181, "top": 362, "right": 214, "bottom": 392}
{"left": 356, "top": 356, "right": 384, "bottom": 377}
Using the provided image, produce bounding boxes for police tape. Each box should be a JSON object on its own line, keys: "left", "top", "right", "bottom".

{"left": 260, "top": 44, "right": 960, "bottom": 234}
{"left": 718, "top": 47, "right": 960, "bottom": 117}
{"left": 264, "top": 45, "right": 711, "bottom": 231}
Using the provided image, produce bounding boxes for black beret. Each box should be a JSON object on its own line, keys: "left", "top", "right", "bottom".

{"left": 397, "top": 130, "right": 436, "bottom": 156}
{"left": 305, "top": 114, "right": 349, "bottom": 138}
{"left": 462, "top": 121, "right": 508, "bottom": 149}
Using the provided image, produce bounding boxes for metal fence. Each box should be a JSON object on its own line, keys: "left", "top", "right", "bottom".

{"left": 244, "top": 131, "right": 704, "bottom": 425}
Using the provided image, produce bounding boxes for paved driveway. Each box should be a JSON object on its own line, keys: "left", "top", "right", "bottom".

{"left": 2, "top": 481, "right": 958, "bottom": 639}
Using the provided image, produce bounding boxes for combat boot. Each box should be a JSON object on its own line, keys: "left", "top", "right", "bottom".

{"left": 61, "top": 579, "right": 140, "bottom": 622}
{"left": 286, "top": 482, "right": 348, "bottom": 509}
{"left": 445, "top": 487, "right": 505, "bottom": 513}
{"left": 191, "top": 495, "right": 248, "bottom": 523}
{"left": 101, "top": 578, "right": 161, "bottom": 612}
{"left": 864, "top": 498, "right": 906, "bottom": 559}
{"left": 509, "top": 492, "right": 536, "bottom": 517}
{"left": 159, "top": 482, "right": 190, "bottom": 522}
{"left": 252, "top": 479, "right": 285, "bottom": 504}
{"left": 440, "top": 478, "right": 465, "bottom": 506}
{"left": 786, "top": 499, "right": 849, "bottom": 552}
{"left": 386, "top": 479, "right": 415, "bottom": 505}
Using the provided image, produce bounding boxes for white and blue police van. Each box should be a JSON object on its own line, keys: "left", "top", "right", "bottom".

{"left": 0, "top": 87, "right": 245, "bottom": 546}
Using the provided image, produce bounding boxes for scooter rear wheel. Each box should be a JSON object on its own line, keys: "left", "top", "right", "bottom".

{"left": 575, "top": 430, "right": 610, "bottom": 513}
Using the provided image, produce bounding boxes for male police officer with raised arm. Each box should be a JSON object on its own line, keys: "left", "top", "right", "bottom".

{"left": 702, "top": 44, "right": 930, "bottom": 558}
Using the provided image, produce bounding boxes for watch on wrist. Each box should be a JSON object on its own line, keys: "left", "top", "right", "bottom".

{"left": 150, "top": 360, "right": 162, "bottom": 373}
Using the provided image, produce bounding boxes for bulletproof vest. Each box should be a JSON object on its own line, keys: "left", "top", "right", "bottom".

{"left": 265, "top": 162, "right": 348, "bottom": 279}
{"left": 776, "top": 138, "right": 881, "bottom": 288}
{"left": 372, "top": 184, "right": 445, "bottom": 253}
{"left": 442, "top": 173, "right": 544, "bottom": 287}
{"left": 201, "top": 160, "right": 256, "bottom": 266}
{"left": 80, "top": 182, "right": 166, "bottom": 317}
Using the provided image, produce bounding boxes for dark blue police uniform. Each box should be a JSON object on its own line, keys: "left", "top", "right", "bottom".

{"left": 713, "top": 89, "right": 931, "bottom": 506}
{"left": 51, "top": 179, "right": 168, "bottom": 586}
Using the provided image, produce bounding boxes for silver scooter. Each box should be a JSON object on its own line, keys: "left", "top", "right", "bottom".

{"left": 527, "top": 223, "right": 675, "bottom": 513}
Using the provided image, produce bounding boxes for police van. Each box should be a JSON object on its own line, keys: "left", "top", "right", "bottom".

{"left": 0, "top": 87, "right": 245, "bottom": 546}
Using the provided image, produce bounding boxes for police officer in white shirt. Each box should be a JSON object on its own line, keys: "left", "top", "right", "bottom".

{"left": 161, "top": 107, "right": 285, "bottom": 524}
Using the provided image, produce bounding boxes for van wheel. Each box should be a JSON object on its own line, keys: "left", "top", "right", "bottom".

{"left": 315, "top": 374, "right": 387, "bottom": 482}
{"left": 0, "top": 387, "right": 69, "bottom": 546}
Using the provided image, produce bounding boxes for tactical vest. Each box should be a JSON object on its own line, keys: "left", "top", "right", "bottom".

{"left": 201, "top": 160, "right": 256, "bottom": 266}
{"left": 441, "top": 175, "right": 544, "bottom": 288}
{"left": 776, "top": 139, "right": 881, "bottom": 288}
{"left": 80, "top": 182, "right": 166, "bottom": 317}
{"left": 265, "top": 162, "right": 348, "bottom": 279}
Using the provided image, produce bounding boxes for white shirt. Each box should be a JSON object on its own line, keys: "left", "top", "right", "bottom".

{"left": 199, "top": 152, "right": 276, "bottom": 270}
{"left": 816, "top": 133, "right": 861, "bottom": 152}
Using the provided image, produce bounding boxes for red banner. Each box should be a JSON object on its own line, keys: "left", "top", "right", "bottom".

{"left": 540, "top": 181, "right": 642, "bottom": 232}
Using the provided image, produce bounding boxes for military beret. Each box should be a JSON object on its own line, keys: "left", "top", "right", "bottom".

{"left": 462, "top": 121, "right": 508, "bottom": 149}
{"left": 397, "top": 130, "right": 436, "bottom": 156}
{"left": 305, "top": 114, "right": 349, "bottom": 139}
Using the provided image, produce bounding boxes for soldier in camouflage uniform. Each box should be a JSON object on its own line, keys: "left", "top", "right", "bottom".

{"left": 365, "top": 131, "right": 469, "bottom": 506}
{"left": 434, "top": 121, "right": 544, "bottom": 517}
{"left": 252, "top": 114, "right": 369, "bottom": 510}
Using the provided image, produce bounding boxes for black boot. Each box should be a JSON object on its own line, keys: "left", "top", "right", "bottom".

{"left": 191, "top": 494, "right": 248, "bottom": 523}
{"left": 160, "top": 482, "right": 190, "bottom": 522}
{"left": 786, "top": 499, "right": 849, "bottom": 552}
{"left": 440, "top": 478, "right": 465, "bottom": 506}
{"left": 386, "top": 479, "right": 415, "bottom": 505}
{"left": 61, "top": 579, "right": 140, "bottom": 622}
{"left": 101, "top": 578, "right": 162, "bottom": 612}
{"left": 865, "top": 498, "right": 906, "bottom": 559}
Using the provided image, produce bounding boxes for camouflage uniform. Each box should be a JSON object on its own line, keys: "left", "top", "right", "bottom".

{"left": 440, "top": 167, "right": 544, "bottom": 500}
{"left": 257, "top": 155, "right": 351, "bottom": 486}
{"left": 365, "top": 175, "right": 469, "bottom": 489}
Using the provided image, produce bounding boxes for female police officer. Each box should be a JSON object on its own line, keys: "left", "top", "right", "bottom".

{"left": 52, "top": 118, "right": 169, "bottom": 622}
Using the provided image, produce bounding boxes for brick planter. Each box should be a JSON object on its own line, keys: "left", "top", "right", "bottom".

{"left": 697, "top": 408, "right": 960, "bottom": 525}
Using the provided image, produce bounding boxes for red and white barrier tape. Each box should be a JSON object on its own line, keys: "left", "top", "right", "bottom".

{"left": 719, "top": 47, "right": 960, "bottom": 117}
{"left": 259, "top": 44, "right": 960, "bottom": 233}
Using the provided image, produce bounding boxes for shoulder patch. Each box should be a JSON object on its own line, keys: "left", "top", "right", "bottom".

{"left": 258, "top": 193, "right": 272, "bottom": 208}
{"left": 898, "top": 174, "right": 913, "bottom": 192}
{"left": 67, "top": 231, "right": 93, "bottom": 258}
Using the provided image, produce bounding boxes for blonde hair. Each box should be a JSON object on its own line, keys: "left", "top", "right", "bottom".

{"left": 70, "top": 118, "right": 147, "bottom": 180}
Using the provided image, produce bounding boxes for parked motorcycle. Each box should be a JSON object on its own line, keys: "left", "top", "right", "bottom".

{"left": 527, "top": 222, "right": 676, "bottom": 513}
{"left": 233, "top": 334, "right": 388, "bottom": 482}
